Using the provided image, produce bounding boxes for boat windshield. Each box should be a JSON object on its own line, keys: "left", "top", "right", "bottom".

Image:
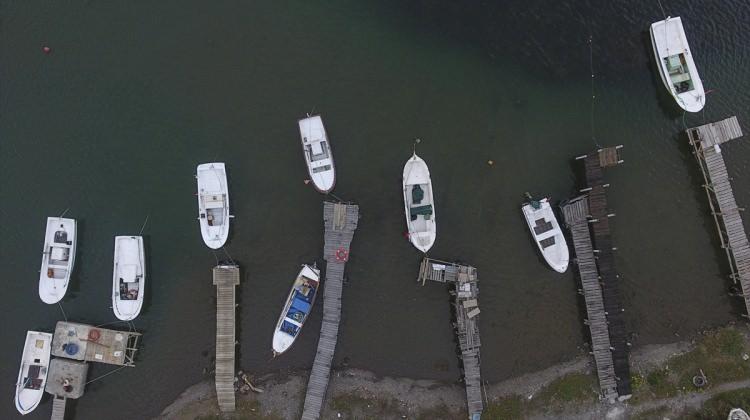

{"left": 664, "top": 54, "right": 694, "bottom": 93}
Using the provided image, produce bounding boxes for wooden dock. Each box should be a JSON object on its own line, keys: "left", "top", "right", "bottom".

{"left": 213, "top": 264, "right": 240, "bottom": 413}
{"left": 563, "top": 146, "right": 631, "bottom": 400}
{"left": 301, "top": 202, "right": 359, "bottom": 420}
{"left": 686, "top": 117, "right": 750, "bottom": 315}
{"left": 51, "top": 321, "right": 141, "bottom": 367}
{"left": 46, "top": 358, "right": 88, "bottom": 420}
{"left": 562, "top": 196, "right": 618, "bottom": 401}
{"left": 418, "top": 258, "right": 483, "bottom": 419}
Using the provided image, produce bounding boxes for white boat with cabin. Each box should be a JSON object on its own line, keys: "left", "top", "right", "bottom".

{"left": 14, "top": 331, "right": 52, "bottom": 415}
{"left": 522, "top": 196, "right": 569, "bottom": 273}
{"left": 403, "top": 153, "right": 436, "bottom": 253}
{"left": 38, "top": 217, "right": 76, "bottom": 304}
{"left": 112, "top": 236, "right": 146, "bottom": 321}
{"left": 196, "top": 162, "right": 231, "bottom": 249}
{"left": 298, "top": 115, "right": 335, "bottom": 193}
{"left": 272, "top": 265, "right": 321, "bottom": 356}
{"left": 650, "top": 16, "right": 705, "bottom": 113}
{"left": 729, "top": 409, "right": 750, "bottom": 420}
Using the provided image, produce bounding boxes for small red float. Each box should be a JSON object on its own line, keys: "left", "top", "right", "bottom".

{"left": 42, "top": 46, "right": 52, "bottom": 54}
{"left": 335, "top": 248, "right": 348, "bottom": 262}
{"left": 88, "top": 329, "right": 101, "bottom": 342}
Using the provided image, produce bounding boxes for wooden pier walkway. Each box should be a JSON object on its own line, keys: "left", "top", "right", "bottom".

{"left": 50, "top": 396, "right": 66, "bottom": 420}
{"left": 563, "top": 146, "right": 631, "bottom": 400}
{"left": 686, "top": 117, "right": 750, "bottom": 314}
{"left": 301, "top": 202, "right": 359, "bottom": 420}
{"left": 419, "top": 258, "right": 483, "bottom": 419}
{"left": 562, "top": 196, "right": 618, "bottom": 401}
{"left": 213, "top": 264, "right": 240, "bottom": 413}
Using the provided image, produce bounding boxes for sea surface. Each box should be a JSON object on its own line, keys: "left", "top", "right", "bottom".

{"left": 2, "top": 1, "right": 750, "bottom": 419}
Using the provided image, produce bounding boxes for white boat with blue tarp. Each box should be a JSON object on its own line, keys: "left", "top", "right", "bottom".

{"left": 403, "top": 153, "right": 436, "bottom": 253}
{"left": 272, "top": 264, "right": 321, "bottom": 356}
{"left": 522, "top": 195, "right": 569, "bottom": 273}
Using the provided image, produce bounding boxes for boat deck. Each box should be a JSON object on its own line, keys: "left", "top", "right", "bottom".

{"left": 301, "top": 202, "right": 359, "bottom": 420}
{"left": 213, "top": 264, "right": 240, "bottom": 413}
{"left": 686, "top": 117, "right": 750, "bottom": 314}
{"left": 418, "top": 258, "right": 483, "bottom": 418}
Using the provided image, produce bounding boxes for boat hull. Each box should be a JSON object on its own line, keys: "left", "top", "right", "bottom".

{"left": 298, "top": 115, "right": 336, "bottom": 193}
{"left": 38, "top": 217, "right": 76, "bottom": 304}
{"left": 15, "top": 331, "right": 52, "bottom": 415}
{"left": 649, "top": 17, "right": 705, "bottom": 113}
{"left": 272, "top": 265, "right": 320, "bottom": 355}
{"left": 522, "top": 198, "right": 569, "bottom": 273}
{"left": 112, "top": 236, "right": 146, "bottom": 321}
{"left": 196, "top": 162, "right": 230, "bottom": 249}
{"left": 402, "top": 154, "right": 436, "bottom": 253}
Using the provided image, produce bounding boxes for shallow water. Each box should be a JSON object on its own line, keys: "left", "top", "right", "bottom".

{"left": 1, "top": 1, "right": 750, "bottom": 419}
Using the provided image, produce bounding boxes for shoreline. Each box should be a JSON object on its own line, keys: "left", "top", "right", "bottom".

{"left": 157, "top": 337, "right": 696, "bottom": 419}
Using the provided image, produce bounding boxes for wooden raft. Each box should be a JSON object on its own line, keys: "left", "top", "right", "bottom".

{"left": 213, "top": 264, "right": 240, "bottom": 413}
{"left": 301, "top": 202, "right": 359, "bottom": 420}
{"left": 687, "top": 117, "right": 750, "bottom": 314}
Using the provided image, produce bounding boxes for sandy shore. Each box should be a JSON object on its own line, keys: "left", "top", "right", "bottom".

{"left": 156, "top": 338, "right": 697, "bottom": 419}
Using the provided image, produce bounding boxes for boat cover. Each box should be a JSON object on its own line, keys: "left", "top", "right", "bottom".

{"left": 412, "top": 184, "right": 424, "bottom": 204}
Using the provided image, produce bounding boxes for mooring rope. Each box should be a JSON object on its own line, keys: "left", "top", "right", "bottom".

{"left": 57, "top": 302, "right": 68, "bottom": 322}
{"left": 656, "top": 0, "right": 667, "bottom": 20}
{"left": 588, "top": 35, "right": 597, "bottom": 146}
{"left": 138, "top": 214, "right": 150, "bottom": 236}
{"left": 221, "top": 246, "right": 236, "bottom": 265}
{"left": 58, "top": 208, "right": 70, "bottom": 219}
{"left": 84, "top": 365, "right": 128, "bottom": 385}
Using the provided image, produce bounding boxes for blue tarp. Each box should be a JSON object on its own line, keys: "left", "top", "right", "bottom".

{"left": 291, "top": 292, "right": 312, "bottom": 313}
{"left": 281, "top": 320, "right": 299, "bottom": 336}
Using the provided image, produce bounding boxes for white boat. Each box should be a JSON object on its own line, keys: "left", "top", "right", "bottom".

{"left": 522, "top": 196, "right": 569, "bottom": 273}
{"left": 649, "top": 16, "right": 705, "bottom": 113}
{"left": 196, "top": 162, "right": 231, "bottom": 249}
{"left": 15, "top": 331, "right": 52, "bottom": 415}
{"left": 112, "top": 236, "right": 146, "bottom": 321}
{"left": 298, "top": 115, "right": 336, "bottom": 193}
{"left": 272, "top": 265, "right": 320, "bottom": 356}
{"left": 729, "top": 409, "right": 750, "bottom": 420}
{"left": 38, "top": 217, "right": 76, "bottom": 304}
{"left": 403, "top": 153, "right": 436, "bottom": 253}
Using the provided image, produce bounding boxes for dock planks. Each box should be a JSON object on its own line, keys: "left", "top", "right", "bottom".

{"left": 563, "top": 146, "right": 631, "bottom": 400}
{"left": 301, "top": 202, "right": 359, "bottom": 420}
{"left": 562, "top": 196, "right": 619, "bottom": 401}
{"left": 213, "top": 264, "right": 240, "bottom": 413}
{"left": 687, "top": 117, "right": 750, "bottom": 314}
{"left": 419, "top": 259, "right": 483, "bottom": 419}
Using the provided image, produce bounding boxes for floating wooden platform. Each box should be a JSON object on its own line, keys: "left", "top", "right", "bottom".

{"left": 51, "top": 321, "right": 141, "bottom": 367}
{"left": 46, "top": 358, "right": 89, "bottom": 420}
{"left": 565, "top": 146, "right": 631, "bottom": 400}
{"left": 418, "top": 258, "right": 483, "bottom": 419}
{"left": 213, "top": 264, "right": 240, "bottom": 413}
{"left": 562, "top": 196, "right": 618, "bottom": 401}
{"left": 301, "top": 202, "right": 359, "bottom": 420}
{"left": 686, "top": 116, "right": 750, "bottom": 314}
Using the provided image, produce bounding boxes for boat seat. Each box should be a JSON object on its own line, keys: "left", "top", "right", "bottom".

{"left": 533, "top": 219, "right": 554, "bottom": 235}
{"left": 281, "top": 320, "right": 299, "bottom": 336}
{"left": 410, "top": 204, "right": 433, "bottom": 217}
{"left": 411, "top": 184, "right": 424, "bottom": 204}
{"left": 539, "top": 236, "right": 556, "bottom": 249}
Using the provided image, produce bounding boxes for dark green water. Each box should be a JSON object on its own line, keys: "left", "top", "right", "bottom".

{"left": 2, "top": 1, "right": 749, "bottom": 419}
